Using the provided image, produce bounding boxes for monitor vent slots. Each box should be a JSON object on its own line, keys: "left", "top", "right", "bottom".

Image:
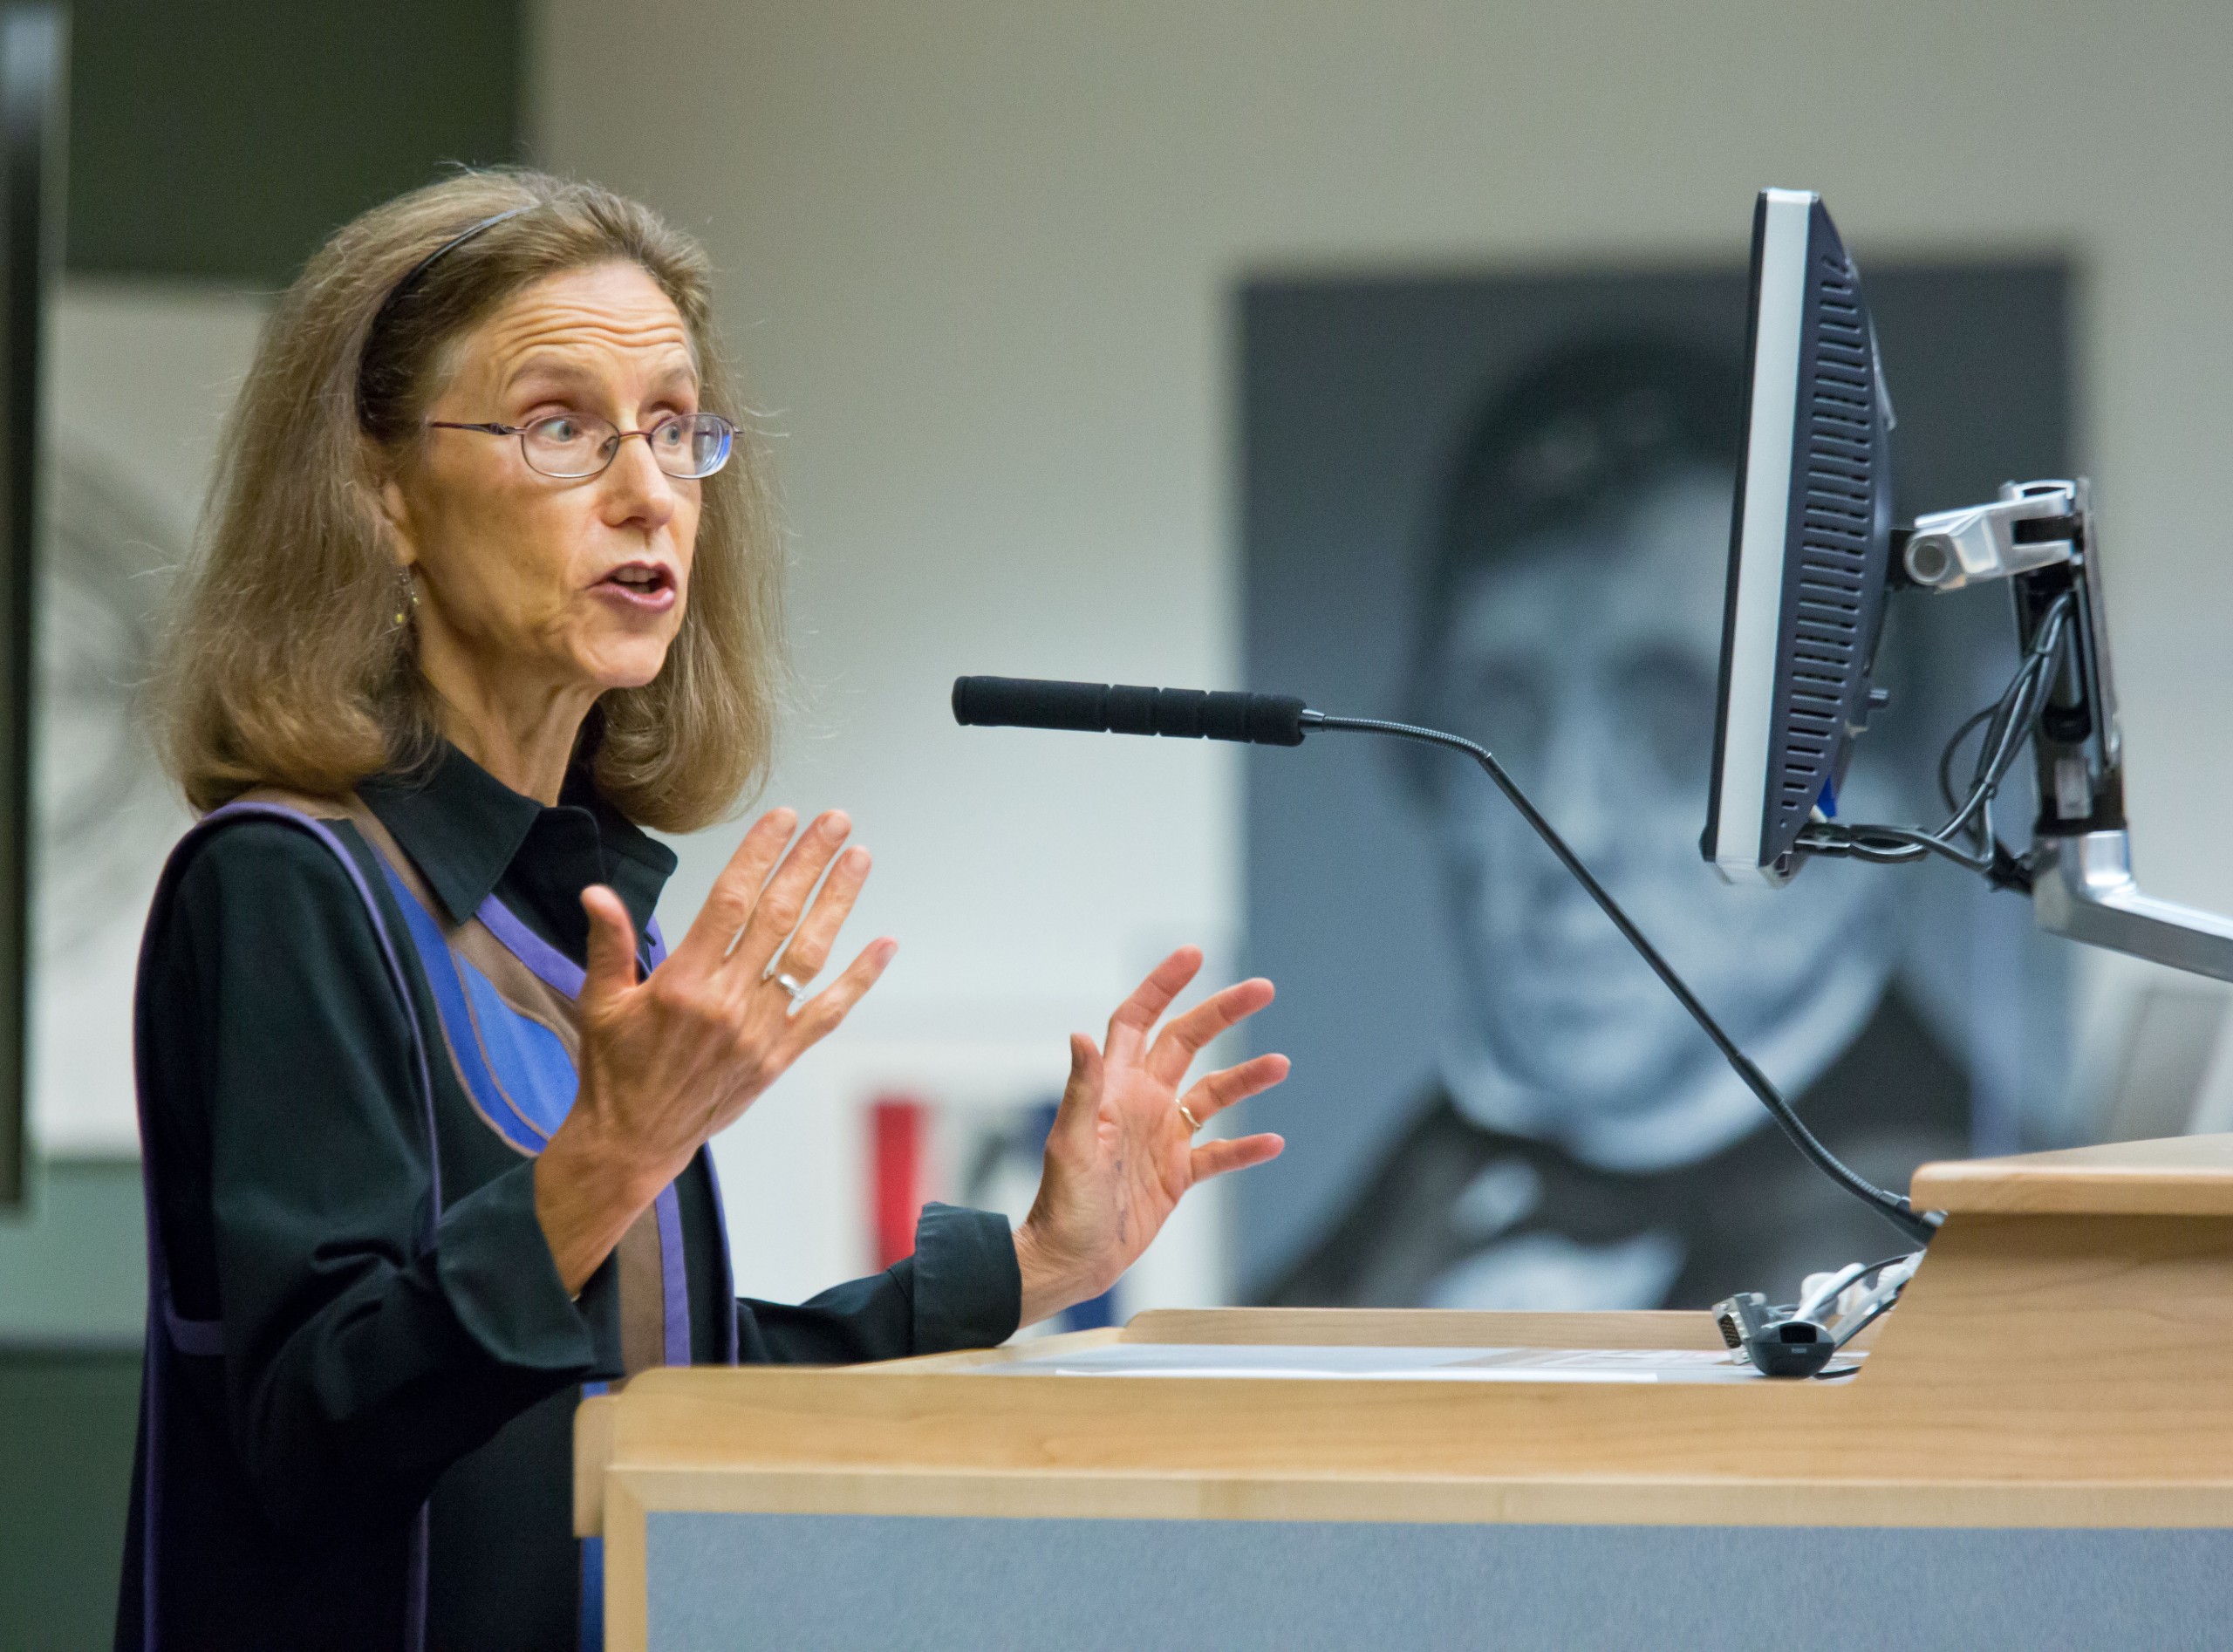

{"left": 1771, "top": 251, "right": 1874, "bottom": 833}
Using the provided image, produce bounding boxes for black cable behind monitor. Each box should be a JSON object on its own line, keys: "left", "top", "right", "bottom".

{"left": 953, "top": 673, "right": 1942, "bottom": 1247}
{"left": 1793, "top": 590, "right": 2076, "bottom": 890}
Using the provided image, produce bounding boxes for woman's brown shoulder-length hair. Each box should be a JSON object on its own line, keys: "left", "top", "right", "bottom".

{"left": 157, "top": 167, "right": 783, "bottom": 833}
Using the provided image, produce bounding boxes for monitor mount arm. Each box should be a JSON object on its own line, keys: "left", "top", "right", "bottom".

{"left": 1898, "top": 478, "right": 2233, "bottom": 983}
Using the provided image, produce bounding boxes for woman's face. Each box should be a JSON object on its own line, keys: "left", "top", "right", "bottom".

{"left": 382, "top": 260, "right": 703, "bottom": 706}
{"left": 1423, "top": 465, "right": 1893, "bottom": 1111}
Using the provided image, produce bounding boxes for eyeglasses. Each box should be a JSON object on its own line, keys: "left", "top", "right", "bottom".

{"left": 427, "top": 411, "right": 735, "bottom": 480}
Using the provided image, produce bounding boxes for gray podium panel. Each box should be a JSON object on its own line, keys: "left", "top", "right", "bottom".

{"left": 645, "top": 1512, "right": 2225, "bottom": 1650}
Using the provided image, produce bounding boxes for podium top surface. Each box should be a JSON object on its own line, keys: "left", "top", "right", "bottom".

{"left": 575, "top": 1187, "right": 2233, "bottom": 1569}
{"left": 1911, "top": 1130, "right": 2233, "bottom": 1215}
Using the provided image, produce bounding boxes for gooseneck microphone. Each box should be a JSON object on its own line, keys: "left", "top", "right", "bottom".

{"left": 952, "top": 676, "right": 1308, "bottom": 747}
{"left": 952, "top": 674, "right": 1940, "bottom": 1249}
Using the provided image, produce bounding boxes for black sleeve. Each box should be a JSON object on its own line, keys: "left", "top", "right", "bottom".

{"left": 146, "top": 822, "right": 620, "bottom": 1534}
{"left": 734, "top": 1203, "right": 1021, "bottom": 1363}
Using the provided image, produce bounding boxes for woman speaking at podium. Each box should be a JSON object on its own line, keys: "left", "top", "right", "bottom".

{"left": 118, "top": 171, "right": 1289, "bottom": 1651}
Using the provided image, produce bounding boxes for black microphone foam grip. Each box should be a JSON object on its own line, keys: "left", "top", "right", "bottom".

{"left": 952, "top": 676, "right": 1307, "bottom": 747}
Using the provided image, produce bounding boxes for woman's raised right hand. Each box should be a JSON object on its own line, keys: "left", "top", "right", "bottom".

{"left": 533, "top": 807, "right": 891, "bottom": 1293}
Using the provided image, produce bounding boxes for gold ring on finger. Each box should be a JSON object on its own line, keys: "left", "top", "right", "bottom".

{"left": 1177, "top": 1102, "right": 1202, "bottom": 1134}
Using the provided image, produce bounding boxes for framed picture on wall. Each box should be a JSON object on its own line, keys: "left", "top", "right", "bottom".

{"left": 1236, "top": 261, "right": 2080, "bottom": 1310}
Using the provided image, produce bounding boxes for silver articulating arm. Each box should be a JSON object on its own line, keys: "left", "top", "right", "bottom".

{"left": 1902, "top": 480, "right": 2233, "bottom": 984}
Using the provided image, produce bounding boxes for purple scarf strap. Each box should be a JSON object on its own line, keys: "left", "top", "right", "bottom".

{"left": 132, "top": 801, "right": 440, "bottom": 1652}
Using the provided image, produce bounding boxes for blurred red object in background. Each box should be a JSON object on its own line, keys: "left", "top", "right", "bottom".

{"left": 870, "top": 1096, "right": 928, "bottom": 1268}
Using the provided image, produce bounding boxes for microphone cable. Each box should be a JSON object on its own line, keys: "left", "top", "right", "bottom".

{"left": 1301, "top": 709, "right": 1941, "bottom": 1247}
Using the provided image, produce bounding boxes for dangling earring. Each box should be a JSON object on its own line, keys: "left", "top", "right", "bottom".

{"left": 393, "top": 570, "right": 419, "bottom": 630}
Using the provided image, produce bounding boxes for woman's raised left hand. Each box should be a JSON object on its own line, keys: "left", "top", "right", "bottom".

{"left": 1012, "top": 947, "right": 1289, "bottom": 1326}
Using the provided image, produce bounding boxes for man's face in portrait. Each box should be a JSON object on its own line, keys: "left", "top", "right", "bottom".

{"left": 1422, "top": 463, "right": 1891, "bottom": 1125}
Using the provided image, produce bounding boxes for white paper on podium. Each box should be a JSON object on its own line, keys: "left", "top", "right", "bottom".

{"left": 989, "top": 1343, "right": 1857, "bottom": 1382}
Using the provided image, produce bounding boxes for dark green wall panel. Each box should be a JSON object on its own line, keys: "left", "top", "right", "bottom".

{"left": 0, "top": 1349, "right": 141, "bottom": 1650}
{"left": 65, "top": 0, "right": 523, "bottom": 285}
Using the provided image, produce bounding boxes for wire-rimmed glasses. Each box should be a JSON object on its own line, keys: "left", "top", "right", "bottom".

{"left": 427, "top": 411, "right": 735, "bottom": 480}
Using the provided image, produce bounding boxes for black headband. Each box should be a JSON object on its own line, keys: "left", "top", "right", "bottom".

{"left": 356, "top": 204, "right": 534, "bottom": 423}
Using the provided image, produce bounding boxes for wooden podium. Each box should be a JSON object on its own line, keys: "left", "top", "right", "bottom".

{"left": 577, "top": 1136, "right": 2233, "bottom": 1650}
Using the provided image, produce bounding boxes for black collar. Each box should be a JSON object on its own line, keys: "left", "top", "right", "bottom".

{"left": 359, "top": 744, "right": 678, "bottom": 944}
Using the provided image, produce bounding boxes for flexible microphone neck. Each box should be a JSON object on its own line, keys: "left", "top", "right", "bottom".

{"left": 1305, "top": 712, "right": 1938, "bottom": 1247}
{"left": 953, "top": 675, "right": 1941, "bottom": 1248}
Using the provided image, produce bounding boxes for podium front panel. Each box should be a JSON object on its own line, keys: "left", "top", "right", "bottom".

{"left": 639, "top": 1512, "right": 2227, "bottom": 1651}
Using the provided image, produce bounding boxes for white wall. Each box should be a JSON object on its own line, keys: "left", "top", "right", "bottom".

{"left": 532, "top": 0, "right": 2233, "bottom": 1304}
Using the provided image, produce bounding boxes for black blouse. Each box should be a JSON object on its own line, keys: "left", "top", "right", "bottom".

{"left": 119, "top": 747, "right": 1021, "bottom": 1651}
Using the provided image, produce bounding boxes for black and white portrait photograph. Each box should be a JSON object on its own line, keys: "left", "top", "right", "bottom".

{"left": 1239, "top": 264, "right": 2079, "bottom": 1310}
